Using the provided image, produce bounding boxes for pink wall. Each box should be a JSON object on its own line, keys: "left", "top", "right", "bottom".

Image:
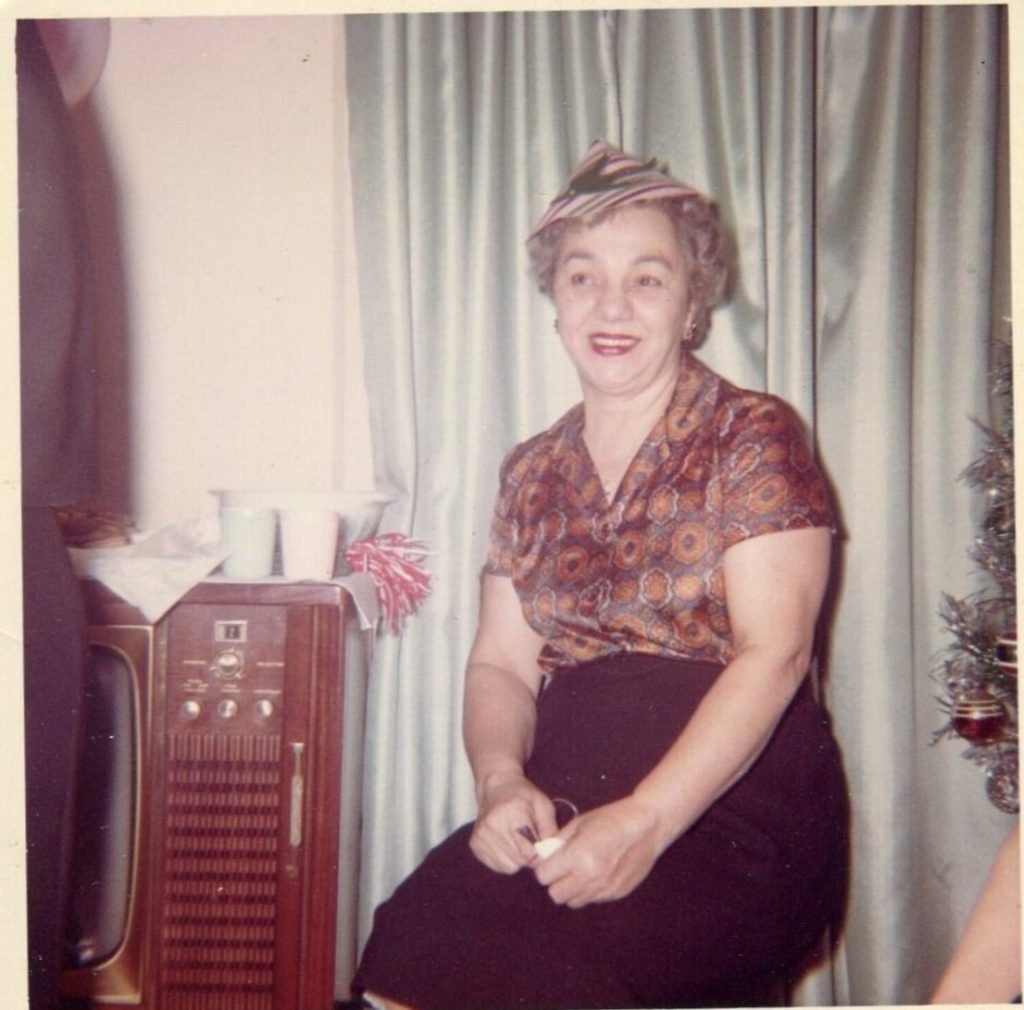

{"left": 80, "top": 15, "right": 372, "bottom": 532}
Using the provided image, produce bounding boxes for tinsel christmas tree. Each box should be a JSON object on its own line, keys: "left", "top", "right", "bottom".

{"left": 933, "top": 346, "right": 1017, "bottom": 814}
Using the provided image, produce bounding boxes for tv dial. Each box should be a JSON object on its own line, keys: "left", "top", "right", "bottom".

{"left": 217, "top": 698, "right": 239, "bottom": 719}
{"left": 178, "top": 698, "right": 274, "bottom": 723}
{"left": 181, "top": 700, "right": 202, "bottom": 721}
{"left": 212, "top": 650, "right": 243, "bottom": 679}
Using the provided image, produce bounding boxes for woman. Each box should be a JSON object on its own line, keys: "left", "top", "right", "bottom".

{"left": 351, "top": 141, "right": 849, "bottom": 1010}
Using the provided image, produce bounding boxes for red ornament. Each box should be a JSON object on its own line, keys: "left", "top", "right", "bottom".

{"left": 951, "top": 690, "right": 1008, "bottom": 744}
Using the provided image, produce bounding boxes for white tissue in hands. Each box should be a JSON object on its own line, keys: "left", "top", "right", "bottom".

{"left": 533, "top": 836, "right": 565, "bottom": 860}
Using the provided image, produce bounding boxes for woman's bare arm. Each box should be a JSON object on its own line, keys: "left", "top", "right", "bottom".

{"left": 536, "top": 526, "right": 832, "bottom": 907}
{"left": 463, "top": 574, "right": 555, "bottom": 871}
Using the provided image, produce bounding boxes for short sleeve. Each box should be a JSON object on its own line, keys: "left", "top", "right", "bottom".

{"left": 717, "top": 394, "right": 835, "bottom": 550}
{"left": 483, "top": 451, "right": 519, "bottom": 577}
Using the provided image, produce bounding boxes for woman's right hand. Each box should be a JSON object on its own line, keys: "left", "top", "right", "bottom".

{"left": 469, "top": 770, "right": 559, "bottom": 873}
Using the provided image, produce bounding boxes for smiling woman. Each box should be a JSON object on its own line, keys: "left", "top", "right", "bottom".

{"left": 551, "top": 206, "right": 692, "bottom": 415}
{"left": 349, "top": 141, "right": 849, "bottom": 1010}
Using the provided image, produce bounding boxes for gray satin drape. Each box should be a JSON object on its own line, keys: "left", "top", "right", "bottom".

{"left": 343, "top": 7, "right": 1011, "bottom": 1004}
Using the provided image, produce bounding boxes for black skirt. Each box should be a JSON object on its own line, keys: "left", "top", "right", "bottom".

{"left": 353, "top": 654, "right": 849, "bottom": 1010}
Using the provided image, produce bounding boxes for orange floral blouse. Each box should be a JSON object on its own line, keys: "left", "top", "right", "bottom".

{"left": 484, "top": 355, "right": 835, "bottom": 673}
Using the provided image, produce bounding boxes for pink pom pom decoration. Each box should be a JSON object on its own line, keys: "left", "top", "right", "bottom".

{"left": 344, "top": 533, "right": 432, "bottom": 635}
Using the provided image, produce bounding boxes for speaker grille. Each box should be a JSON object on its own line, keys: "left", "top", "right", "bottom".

{"left": 160, "top": 733, "right": 282, "bottom": 1010}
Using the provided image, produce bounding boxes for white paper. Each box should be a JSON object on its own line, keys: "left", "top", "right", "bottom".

{"left": 68, "top": 515, "right": 383, "bottom": 629}
{"left": 68, "top": 516, "right": 228, "bottom": 622}
{"left": 533, "top": 837, "right": 566, "bottom": 860}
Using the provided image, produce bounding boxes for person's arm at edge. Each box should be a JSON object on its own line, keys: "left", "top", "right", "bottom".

{"left": 930, "top": 824, "right": 1022, "bottom": 1004}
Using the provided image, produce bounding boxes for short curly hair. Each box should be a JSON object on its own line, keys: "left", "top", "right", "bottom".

{"left": 526, "top": 195, "right": 728, "bottom": 344}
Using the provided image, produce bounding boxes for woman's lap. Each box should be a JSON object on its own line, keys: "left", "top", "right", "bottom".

{"left": 353, "top": 655, "right": 849, "bottom": 1009}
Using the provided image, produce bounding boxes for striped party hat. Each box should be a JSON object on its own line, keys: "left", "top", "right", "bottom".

{"left": 529, "top": 140, "right": 702, "bottom": 239}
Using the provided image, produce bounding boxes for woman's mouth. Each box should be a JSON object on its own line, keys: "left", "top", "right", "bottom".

{"left": 589, "top": 333, "right": 639, "bottom": 356}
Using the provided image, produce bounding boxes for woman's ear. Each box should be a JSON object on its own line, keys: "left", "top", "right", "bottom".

{"left": 680, "top": 305, "right": 699, "bottom": 346}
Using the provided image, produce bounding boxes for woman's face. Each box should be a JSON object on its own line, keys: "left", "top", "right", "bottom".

{"left": 552, "top": 205, "right": 692, "bottom": 403}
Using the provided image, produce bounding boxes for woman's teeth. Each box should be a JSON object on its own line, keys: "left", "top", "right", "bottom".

{"left": 590, "top": 334, "right": 638, "bottom": 354}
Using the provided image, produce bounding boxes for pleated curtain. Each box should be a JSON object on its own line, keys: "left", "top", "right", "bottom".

{"left": 343, "top": 7, "right": 1011, "bottom": 1004}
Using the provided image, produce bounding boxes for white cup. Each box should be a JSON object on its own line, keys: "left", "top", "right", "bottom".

{"left": 279, "top": 509, "right": 341, "bottom": 581}
{"left": 219, "top": 507, "right": 277, "bottom": 579}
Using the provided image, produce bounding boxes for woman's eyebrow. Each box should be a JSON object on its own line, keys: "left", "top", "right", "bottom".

{"left": 633, "top": 254, "right": 675, "bottom": 270}
{"left": 560, "top": 252, "right": 675, "bottom": 269}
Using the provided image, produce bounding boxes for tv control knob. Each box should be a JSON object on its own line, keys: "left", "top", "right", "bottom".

{"left": 181, "top": 700, "right": 202, "bottom": 720}
{"left": 213, "top": 650, "right": 243, "bottom": 679}
{"left": 254, "top": 699, "right": 275, "bottom": 720}
{"left": 217, "top": 698, "right": 239, "bottom": 719}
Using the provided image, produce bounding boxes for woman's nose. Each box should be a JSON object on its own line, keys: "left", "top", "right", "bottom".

{"left": 597, "top": 282, "right": 632, "bottom": 321}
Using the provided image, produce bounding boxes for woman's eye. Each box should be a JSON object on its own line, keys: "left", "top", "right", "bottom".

{"left": 636, "top": 274, "right": 663, "bottom": 288}
{"left": 569, "top": 272, "right": 593, "bottom": 286}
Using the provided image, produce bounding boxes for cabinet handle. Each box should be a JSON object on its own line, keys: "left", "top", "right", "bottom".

{"left": 289, "top": 741, "right": 305, "bottom": 848}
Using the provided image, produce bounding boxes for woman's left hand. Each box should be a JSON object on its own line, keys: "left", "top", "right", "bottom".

{"left": 532, "top": 795, "right": 667, "bottom": 908}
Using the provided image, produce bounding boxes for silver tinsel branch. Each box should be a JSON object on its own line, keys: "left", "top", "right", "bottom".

{"left": 932, "top": 350, "right": 1017, "bottom": 814}
{"left": 963, "top": 416, "right": 1015, "bottom": 597}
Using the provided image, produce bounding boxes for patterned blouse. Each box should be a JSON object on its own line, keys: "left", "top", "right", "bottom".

{"left": 484, "top": 355, "right": 835, "bottom": 673}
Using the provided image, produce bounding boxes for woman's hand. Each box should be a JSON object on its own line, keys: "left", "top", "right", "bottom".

{"left": 469, "top": 770, "right": 559, "bottom": 874}
{"left": 532, "top": 795, "right": 666, "bottom": 908}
